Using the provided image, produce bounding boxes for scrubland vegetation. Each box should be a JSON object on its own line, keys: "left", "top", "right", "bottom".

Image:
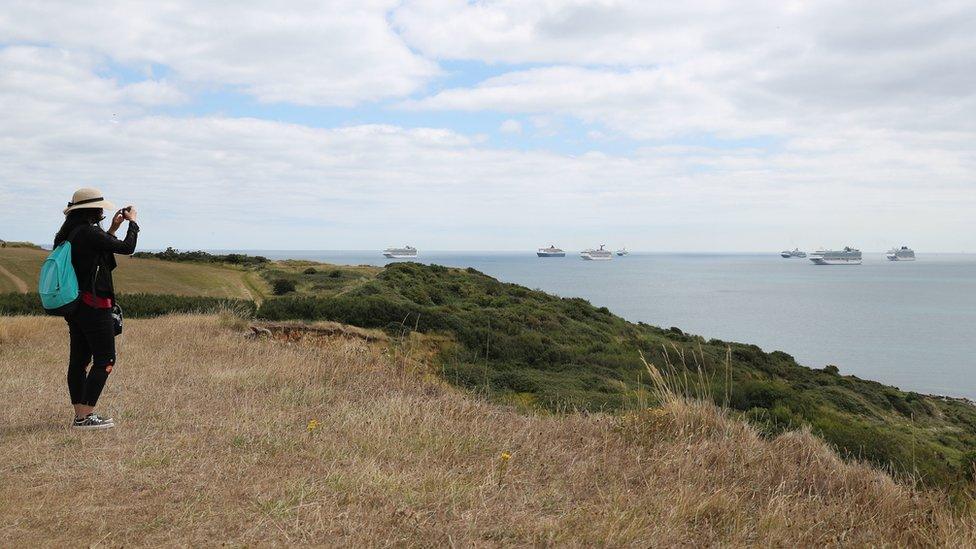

{"left": 260, "top": 260, "right": 377, "bottom": 296}
{"left": 2, "top": 313, "right": 975, "bottom": 546}
{"left": 133, "top": 247, "right": 269, "bottom": 266}
{"left": 0, "top": 292, "right": 255, "bottom": 318}
{"left": 254, "top": 262, "right": 976, "bottom": 488}
{"left": 5, "top": 246, "right": 976, "bottom": 490}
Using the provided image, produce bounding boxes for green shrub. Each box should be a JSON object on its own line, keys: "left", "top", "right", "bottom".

{"left": 0, "top": 293, "right": 42, "bottom": 315}
{"left": 730, "top": 380, "right": 795, "bottom": 411}
{"left": 272, "top": 279, "right": 297, "bottom": 295}
{"left": 0, "top": 240, "right": 41, "bottom": 249}
{"left": 257, "top": 295, "right": 442, "bottom": 333}
{"left": 0, "top": 292, "right": 255, "bottom": 318}
{"left": 303, "top": 267, "right": 317, "bottom": 275}
{"left": 120, "top": 294, "right": 256, "bottom": 317}
{"left": 133, "top": 247, "right": 268, "bottom": 265}
{"left": 819, "top": 387, "right": 871, "bottom": 416}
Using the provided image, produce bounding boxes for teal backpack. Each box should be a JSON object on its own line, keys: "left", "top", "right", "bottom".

{"left": 38, "top": 226, "right": 85, "bottom": 316}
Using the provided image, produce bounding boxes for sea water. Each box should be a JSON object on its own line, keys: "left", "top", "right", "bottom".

{"left": 234, "top": 250, "right": 976, "bottom": 399}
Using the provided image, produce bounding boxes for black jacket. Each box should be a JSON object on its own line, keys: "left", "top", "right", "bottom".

{"left": 68, "top": 222, "right": 140, "bottom": 300}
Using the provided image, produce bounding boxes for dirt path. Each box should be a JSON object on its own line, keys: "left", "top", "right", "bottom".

{"left": 239, "top": 272, "right": 265, "bottom": 304}
{"left": 0, "top": 264, "right": 28, "bottom": 293}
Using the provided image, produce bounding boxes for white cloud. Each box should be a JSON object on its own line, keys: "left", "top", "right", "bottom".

{"left": 394, "top": 0, "right": 716, "bottom": 65}
{"left": 395, "top": 0, "right": 976, "bottom": 79}
{"left": 0, "top": 0, "right": 439, "bottom": 106}
{"left": 405, "top": 66, "right": 754, "bottom": 139}
{"left": 120, "top": 80, "right": 187, "bottom": 106}
{"left": 1, "top": 46, "right": 973, "bottom": 252}
{"left": 1, "top": 3, "right": 975, "bottom": 251}
{"left": 0, "top": 46, "right": 182, "bottom": 136}
{"left": 499, "top": 119, "right": 522, "bottom": 134}
{"left": 395, "top": 0, "right": 976, "bottom": 138}
{"left": 393, "top": 0, "right": 976, "bottom": 233}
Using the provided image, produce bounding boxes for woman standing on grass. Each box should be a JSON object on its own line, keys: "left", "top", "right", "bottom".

{"left": 54, "top": 188, "right": 139, "bottom": 430}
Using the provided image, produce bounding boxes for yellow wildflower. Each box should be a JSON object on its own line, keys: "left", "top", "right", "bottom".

{"left": 307, "top": 419, "right": 320, "bottom": 432}
{"left": 500, "top": 452, "right": 511, "bottom": 461}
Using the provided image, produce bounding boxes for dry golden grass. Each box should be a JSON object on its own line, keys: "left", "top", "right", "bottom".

{"left": 1, "top": 314, "right": 974, "bottom": 546}
{"left": 0, "top": 247, "right": 261, "bottom": 298}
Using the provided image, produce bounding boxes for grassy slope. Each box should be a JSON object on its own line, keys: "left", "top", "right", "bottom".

{"left": 261, "top": 260, "right": 379, "bottom": 296}
{"left": 7, "top": 249, "right": 976, "bottom": 487}
{"left": 1, "top": 314, "right": 973, "bottom": 546}
{"left": 0, "top": 248, "right": 37, "bottom": 293}
{"left": 0, "top": 247, "right": 262, "bottom": 299}
{"left": 258, "top": 262, "right": 976, "bottom": 487}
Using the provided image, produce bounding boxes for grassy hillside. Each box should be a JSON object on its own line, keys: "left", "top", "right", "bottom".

{"left": 0, "top": 247, "right": 263, "bottom": 299}
{"left": 0, "top": 248, "right": 38, "bottom": 293}
{"left": 260, "top": 259, "right": 379, "bottom": 296}
{"left": 1, "top": 314, "right": 972, "bottom": 546}
{"left": 6, "top": 246, "right": 976, "bottom": 488}
{"left": 257, "top": 262, "right": 976, "bottom": 487}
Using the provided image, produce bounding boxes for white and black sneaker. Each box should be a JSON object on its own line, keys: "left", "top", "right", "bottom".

{"left": 72, "top": 413, "right": 115, "bottom": 430}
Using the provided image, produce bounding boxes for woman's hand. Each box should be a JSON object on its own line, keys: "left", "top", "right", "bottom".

{"left": 122, "top": 205, "right": 138, "bottom": 222}
{"left": 108, "top": 210, "right": 124, "bottom": 235}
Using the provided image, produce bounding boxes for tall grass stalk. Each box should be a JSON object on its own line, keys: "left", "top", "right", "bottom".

{"left": 640, "top": 343, "right": 720, "bottom": 407}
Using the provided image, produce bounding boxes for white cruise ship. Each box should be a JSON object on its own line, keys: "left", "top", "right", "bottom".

{"left": 615, "top": 247, "right": 629, "bottom": 256}
{"left": 581, "top": 244, "right": 613, "bottom": 261}
{"left": 382, "top": 246, "right": 418, "bottom": 259}
{"left": 886, "top": 246, "right": 916, "bottom": 261}
{"left": 809, "top": 247, "right": 862, "bottom": 265}
{"left": 780, "top": 248, "right": 807, "bottom": 258}
{"left": 537, "top": 245, "right": 566, "bottom": 257}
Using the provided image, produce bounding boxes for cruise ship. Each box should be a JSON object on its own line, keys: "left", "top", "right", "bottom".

{"left": 886, "top": 246, "right": 916, "bottom": 261}
{"left": 382, "top": 246, "right": 418, "bottom": 259}
{"left": 615, "top": 247, "right": 629, "bottom": 256}
{"left": 809, "top": 247, "right": 862, "bottom": 265}
{"left": 537, "top": 245, "right": 566, "bottom": 257}
{"left": 581, "top": 244, "right": 613, "bottom": 261}
{"left": 780, "top": 248, "right": 807, "bottom": 258}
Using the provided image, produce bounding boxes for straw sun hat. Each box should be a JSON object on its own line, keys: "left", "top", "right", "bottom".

{"left": 63, "top": 187, "right": 116, "bottom": 215}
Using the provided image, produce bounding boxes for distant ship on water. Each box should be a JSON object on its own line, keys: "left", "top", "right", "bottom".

{"left": 537, "top": 245, "right": 566, "bottom": 257}
{"left": 581, "top": 245, "right": 613, "bottom": 261}
{"left": 383, "top": 246, "right": 418, "bottom": 259}
{"left": 780, "top": 248, "right": 807, "bottom": 258}
{"left": 886, "top": 246, "right": 916, "bottom": 261}
{"left": 809, "top": 247, "right": 862, "bottom": 265}
{"left": 616, "top": 247, "right": 629, "bottom": 256}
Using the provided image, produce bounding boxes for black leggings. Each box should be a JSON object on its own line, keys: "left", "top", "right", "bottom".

{"left": 66, "top": 303, "right": 116, "bottom": 406}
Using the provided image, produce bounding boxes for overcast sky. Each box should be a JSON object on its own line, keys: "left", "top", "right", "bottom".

{"left": 1, "top": 0, "right": 973, "bottom": 251}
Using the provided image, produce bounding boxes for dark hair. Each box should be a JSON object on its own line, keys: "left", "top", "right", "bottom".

{"left": 54, "top": 208, "right": 105, "bottom": 247}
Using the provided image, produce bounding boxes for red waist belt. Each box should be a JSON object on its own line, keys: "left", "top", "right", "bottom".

{"left": 81, "top": 291, "right": 113, "bottom": 309}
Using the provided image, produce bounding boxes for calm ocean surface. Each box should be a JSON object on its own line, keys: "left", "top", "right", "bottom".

{"left": 236, "top": 250, "right": 976, "bottom": 399}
